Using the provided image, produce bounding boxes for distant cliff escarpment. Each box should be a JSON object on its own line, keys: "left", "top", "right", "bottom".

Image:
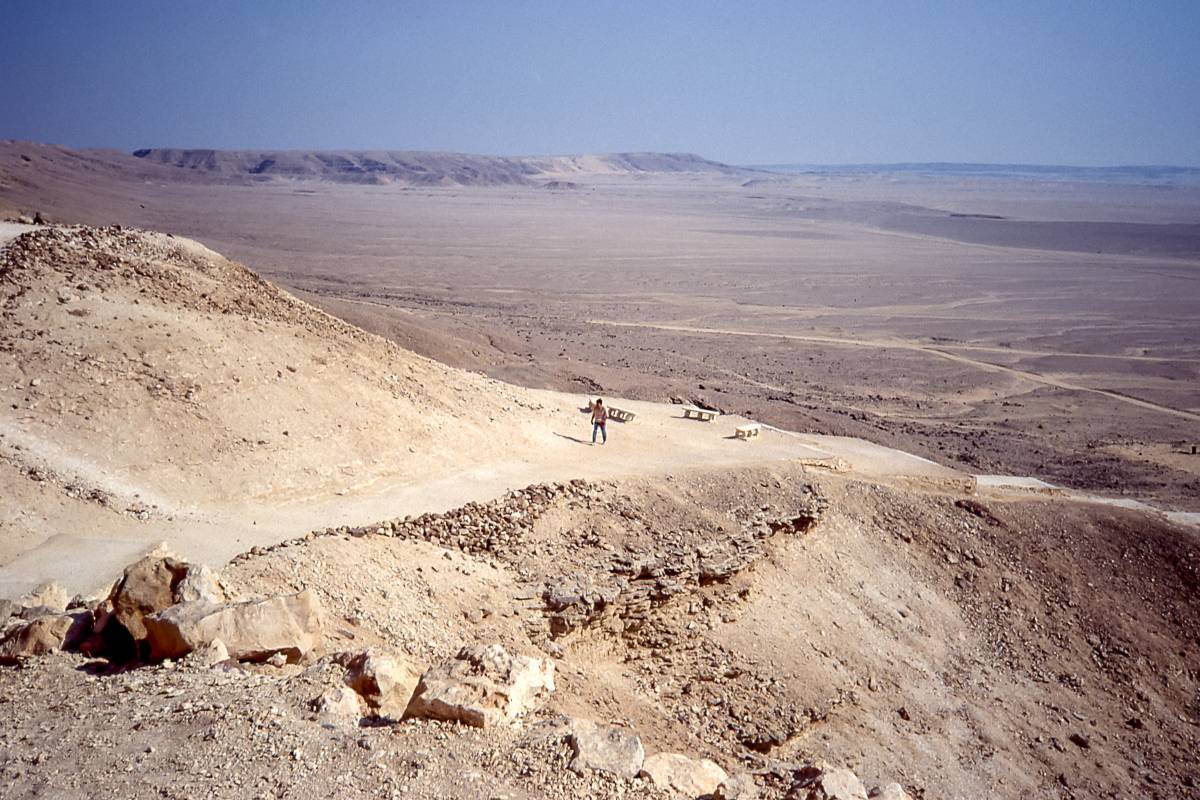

{"left": 129, "top": 148, "right": 746, "bottom": 185}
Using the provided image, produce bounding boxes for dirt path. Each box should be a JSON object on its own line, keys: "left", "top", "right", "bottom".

{"left": 2, "top": 389, "right": 969, "bottom": 597}
{"left": 589, "top": 319, "right": 1200, "bottom": 423}
{"left": 0, "top": 221, "right": 39, "bottom": 245}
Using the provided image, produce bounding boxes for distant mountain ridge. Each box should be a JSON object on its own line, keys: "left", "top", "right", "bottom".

{"left": 129, "top": 147, "right": 746, "bottom": 185}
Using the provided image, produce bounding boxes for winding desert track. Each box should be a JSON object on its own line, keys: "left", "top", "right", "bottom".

{"left": 588, "top": 319, "right": 1200, "bottom": 423}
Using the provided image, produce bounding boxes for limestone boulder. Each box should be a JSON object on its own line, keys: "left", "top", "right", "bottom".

{"left": 109, "top": 556, "right": 191, "bottom": 641}
{"left": 175, "top": 564, "right": 226, "bottom": 604}
{"left": 789, "top": 764, "right": 868, "bottom": 800}
{"left": 340, "top": 649, "right": 422, "bottom": 719}
{"left": 868, "top": 784, "right": 912, "bottom": 800}
{"left": 311, "top": 685, "right": 365, "bottom": 725}
{"left": 716, "top": 772, "right": 761, "bottom": 800}
{"left": 567, "top": 717, "right": 645, "bottom": 778}
{"left": 0, "top": 611, "right": 92, "bottom": 659}
{"left": 143, "top": 589, "right": 323, "bottom": 663}
{"left": 639, "top": 752, "right": 729, "bottom": 798}
{"left": 20, "top": 581, "right": 70, "bottom": 614}
{"left": 404, "top": 643, "right": 554, "bottom": 727}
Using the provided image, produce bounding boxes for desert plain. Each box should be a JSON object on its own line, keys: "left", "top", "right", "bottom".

{"left": 0, "top": 143, "right": 1197, "bottom": 799}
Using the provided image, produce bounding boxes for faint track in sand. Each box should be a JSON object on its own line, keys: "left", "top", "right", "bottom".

{"left": 588, "top": 319, "right": 1200, "bottom": 423}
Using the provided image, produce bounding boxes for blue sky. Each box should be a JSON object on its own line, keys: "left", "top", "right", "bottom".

{"left": 2, "top": 1, "right": 1198, "bottom": 165}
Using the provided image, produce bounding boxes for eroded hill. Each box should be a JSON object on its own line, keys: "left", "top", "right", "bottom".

{"left": 0, "top": 224, "right": 560, "bottom": 567}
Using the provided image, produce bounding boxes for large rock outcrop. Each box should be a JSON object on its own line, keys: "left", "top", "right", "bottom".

{"left": 142, "top": 589, "right": 323, "bottom": 663}
{"left": 109, "top": 556, "right": 225, "bottom": 646}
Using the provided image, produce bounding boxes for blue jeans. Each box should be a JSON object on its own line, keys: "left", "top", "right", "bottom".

{"left": 592, "top": 422, "right": 606, "bottom": 443}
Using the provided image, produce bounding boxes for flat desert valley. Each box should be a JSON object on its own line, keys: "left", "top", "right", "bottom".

{"left": 1, "top": 144, "right": 1198, "bottom": 799}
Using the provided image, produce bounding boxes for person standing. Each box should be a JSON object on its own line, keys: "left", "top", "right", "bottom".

{"left": 590, "top": 398, "right": 608, "bottom": 445}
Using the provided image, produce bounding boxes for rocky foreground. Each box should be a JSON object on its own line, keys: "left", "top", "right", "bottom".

{"left": 0, "top": 472, "right": 909, "bottom": 799}
{"left": 2, "top": 463, "right": 1198, "bottom": 798}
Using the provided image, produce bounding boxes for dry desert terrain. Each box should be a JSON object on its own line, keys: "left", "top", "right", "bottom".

{"left": 0, "top": 144, "right": 1197, "bottom": 799}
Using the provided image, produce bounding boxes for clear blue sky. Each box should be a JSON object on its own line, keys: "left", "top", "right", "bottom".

{"left": 2, "top": 1, "right": 1198, "bottom": 165}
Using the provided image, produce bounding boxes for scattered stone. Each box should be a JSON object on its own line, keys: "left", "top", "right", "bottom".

{"left": 639, "top": 752, "right": 729, "bottom": 798}
{"left": 183, "top": 638, "right": 230, "bottom": 668}
{"left": 867, "top": 783, "right": 912, "bottom": 800}
{"left": 311, "top": 685, "right": 365, "bottom": 725}
{"left": 404, "top": 643, "right": 554, "bottom": 727}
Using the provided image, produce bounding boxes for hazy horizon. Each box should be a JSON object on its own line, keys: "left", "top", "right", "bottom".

{"left": 2, "top": 1, "right": 1198, "bottom": 166}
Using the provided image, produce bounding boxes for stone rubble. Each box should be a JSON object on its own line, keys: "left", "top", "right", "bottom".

{"left": 404, "top": 643, "right": 555, "bottom": 728}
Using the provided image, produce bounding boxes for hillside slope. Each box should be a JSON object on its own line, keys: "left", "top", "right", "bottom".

{"left": 0, "top": 224, "right": 577, "bottom": 587}
{"left": 0, "top": 224, "right": 542, "bottom": 504}
{"left": 0, "top": 225, "right": 1196, "bottom": 800}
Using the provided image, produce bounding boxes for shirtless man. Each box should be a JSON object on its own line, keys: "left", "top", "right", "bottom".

{"left": 590, "top": 398, "right": 608, "bottom": 445}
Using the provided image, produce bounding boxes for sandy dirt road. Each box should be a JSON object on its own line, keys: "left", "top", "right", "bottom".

{"left": 0, "top": 385, "right": 966, "bottom": 598}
